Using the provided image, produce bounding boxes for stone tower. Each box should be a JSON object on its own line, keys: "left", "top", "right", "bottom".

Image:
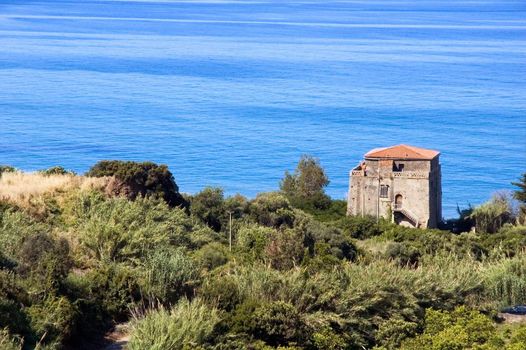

{"left": 347, "top": 144, "right": 442, "bottom": 228}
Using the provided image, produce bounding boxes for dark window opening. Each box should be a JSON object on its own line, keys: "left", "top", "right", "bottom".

{"left": 393, "top": 163, "right": 405, "bottom": 172}
{"left": 380, "top": 185, "right": 389, "bottom": 198}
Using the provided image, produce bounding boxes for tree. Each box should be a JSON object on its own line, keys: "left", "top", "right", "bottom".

{"left": 280, "top": 155, "right": 330, "bottom": 209}
{"left": 249, "top": 192, "right": 295, "bottom": 228}
{"left": 469, "top": 193, "right": 513, "bottom": 233}
{"left": 86, "top": 160, "right": 187, "bottom": 208}
{"left": 512, "top": 173, "right": 526, "bottom": 204}
{"left": 190, "top": 187, "right": 225, "bottom": 232}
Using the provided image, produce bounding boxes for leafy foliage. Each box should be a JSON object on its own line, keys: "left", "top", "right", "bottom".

{"left": 86, "top": 160, "right": 187, "bottom": 207}
{"left": 249, "top": 192, "right": 295, "bottom": 228}
{"left": 512, "top": 173, "right": 526, "bottom": 204}
{"left": 72, "top": 193, "right": 189, "bottom": 263}
{"left": 39, "top": 166, "right": 74, "bottom": 176}
{"left": 484, "top": 254, "right": 526, "bottom": 307}
{"left": 190, "top": 187, "right": 225, "bottom": 231}
{"left": 139, "top": 248, "right": 199, "bottom": 303}
{"left": 400, "top": 307, "right": 526, "bottom": 350}
{"left": 280, "top": 155, "right": 331, "bottom": 210}
{"left": 470, "top": 193, "right": 514, "bottom": 233}
{"left": 128, "top": 298, "right": 220, "bottom": 350}
{"left": 0, "top": 164, "right": 525, "bottom": 350}
{"left": 26, "top": 296, "right": 77, "bottom": 348}
{"left": 252, "top": 301, "right": 303, "bottom": 346}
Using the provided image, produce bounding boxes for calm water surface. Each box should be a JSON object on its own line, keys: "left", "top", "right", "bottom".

{"left": 1, "top": 0, "right": 525, "bottom": 217}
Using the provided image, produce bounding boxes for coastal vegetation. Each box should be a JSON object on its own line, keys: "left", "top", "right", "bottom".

{"left": 0, "top": 160, "right": 525, "bottom": 349}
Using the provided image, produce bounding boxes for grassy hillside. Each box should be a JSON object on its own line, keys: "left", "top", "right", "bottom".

{"left": 0, "top": 162, "right": 525, "bottom": 350}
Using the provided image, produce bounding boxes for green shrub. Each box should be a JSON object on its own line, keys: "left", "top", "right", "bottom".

{"left": 252, "top": 301, "right": 303, "bottom": 346}
{"left": 484, "top": 254, "right": 526, "bottom": 307}
{"left": 61, "top": 272, "right": 109, "bottom": 342}
{"left": 128, "top": 298, "right": 220, "bottom": 350}
{"left": 194, "top": 242, "right": 230, "bottom": 271}
{"left": 190, "top": 187, "right": 225, "bottom": 232}
{"left": 227, "top": 298, "right": 262, "bottom": 337}
{"left": 214, "top": 265, "right": 285, "bottom": 306}
{"left": 0, "top": 209, "right": 45, "bottom": 261}
{"left": 39, "top": 166, "right": 74, "bottom": 176}
{"left": 311, "top": 327, "right": 347, "bottom": 350}
{"left": 27, "top": 296, "right": 78, "bottom": 348}
{"left": 303, "top": 199, "right": 347, "bottom": 223}
{"left": 249, "top": 193, "right": 295, "bottom": 228}
{"left": 140, "top": 248, "right": 199, "bottom": 304}
{"left": 375, "top": 318, "right": 419, "bottom": 349}
{"left": 228, "top": 298, "right": 305, "bottom": 347}
{"left": 400, "top": 306, "right": 503, "bottom": 350}
{"left": 337, "top": 215, "right": 381, "bottom": 239}
{"left": 0, "top": 270, "right": 30, "bottom": 331}
{"left": 293, "top": 211, "right": 357, "bottom": 261}
{"left": 512, "top": 173, "right": 526, "bottom": 204}
{"left": 376, "top": 224, "right": 488, "bottom": 260}
{"left": 509, "top": 326, "right": 526, "bottom": 348}
{"left": 0, "top": 250, "right": 15, "bottom": 270}
{"left": 86, "top": 160, "right": 187, "bottom": 208}
{"left": 385, "top": 242, "right": 421, "bottom": 267}
{"left": 17, "top": 233, "right": 72, "bottom": 294}
{"left": 265, "top": 229, "right": 305, "bottom": 270}
{"left": 480, "top": 225, "right": 526, "bottom": 258}
{"left": 201, "top": 275, "right": 242, "bottom": 312}
{"left": 470, "top": 194, "right": 514, "bottom": 234}
{"left": 0, "top": 328, "right": 22, "bottom": 350}
{"left": 224, "top": 194, "right": 249, "bottom": 218}
{"left": 187, "top": 225, "right": 222, "bottom": 250}
{"left": 302, "top": 242, "right": 342, "bottom": 271}
{"left": 81, "top": 263, "right": 141, "bottom": 319}
{"left": 236, "top": 224, "right": 273, "bottom": 260}
{"left": 0, "top": 299, "right": 30, "bottom": 342}
{"left": 73, "top": 194, "right": 190, "bottom": 263}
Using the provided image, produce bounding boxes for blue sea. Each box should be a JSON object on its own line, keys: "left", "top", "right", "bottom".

{"left": 1, "top": 0, "right": 525, "bottom": 217}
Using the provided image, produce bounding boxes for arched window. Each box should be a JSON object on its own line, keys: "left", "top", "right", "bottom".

{"left": 395, "top": 194, "right": 403, "bottom": 209}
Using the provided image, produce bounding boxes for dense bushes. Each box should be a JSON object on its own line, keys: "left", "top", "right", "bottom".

{"left": 39, "top": 166, "right": 74, "bottom": 176}
{"left": 337, "top": 215, "right": 382, "bottom": 239}
{"left": 139, "top": 248, "right": 199, "bottom": 303}
{"left": 249, "top": 192, "right": 295, "bottom": 228}
{"left": 128, "top": 298, "right": 220, "bottom": 350}
{"left": 0, "top": 161, "right": 525, "bottom": 349}
{"left": 86, "top": 160, "right": 187, "bottom": 208}
{"left": 398, "top": 307, "right": 526, "bottom": 350}
{"left": 190, "top": 187, "right": 226, "bottom": 232}
{"left": 70, "top": 193, "right": 192, "bottom": 263}
{"left": 484, "top": 255, "right": 526, "bottom": 308}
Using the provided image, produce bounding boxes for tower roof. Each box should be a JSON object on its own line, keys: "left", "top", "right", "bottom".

{"left": 364, "top": 144, "right": 439, "bottom": 160}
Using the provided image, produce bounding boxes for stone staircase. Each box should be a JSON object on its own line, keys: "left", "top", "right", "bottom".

{"left": 394, "top": 204, "right": 420, "bottom": 227}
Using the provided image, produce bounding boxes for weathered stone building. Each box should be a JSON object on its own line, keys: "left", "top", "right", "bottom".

{"left": 347, "top": 144, "right": 442, "bottom": 228}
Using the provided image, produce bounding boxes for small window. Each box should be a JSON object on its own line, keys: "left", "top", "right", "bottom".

{"left": 393, "top": 163, "right": 405, "bottom": 172}
{"left": 380, "top": 185, "right": 389, "bottom": 198}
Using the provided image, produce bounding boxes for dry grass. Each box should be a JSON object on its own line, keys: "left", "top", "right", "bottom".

{"left": 0, "top": 171, "right": 108, "bottom": 211}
